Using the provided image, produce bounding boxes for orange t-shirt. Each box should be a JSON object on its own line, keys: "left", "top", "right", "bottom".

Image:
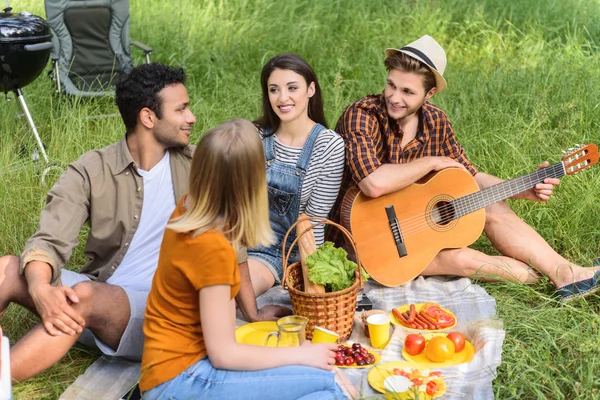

{"left": 139, "top": 201, "right": 240, "bottom": 392}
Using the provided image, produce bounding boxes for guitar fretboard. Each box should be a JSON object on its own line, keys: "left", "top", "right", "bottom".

{"left": 451, "top": 162, "right": 565, "bottom": 219}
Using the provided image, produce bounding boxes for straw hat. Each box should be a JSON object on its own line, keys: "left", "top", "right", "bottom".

{"left": 385, "top": 35, "right": 447, "bottom": 93}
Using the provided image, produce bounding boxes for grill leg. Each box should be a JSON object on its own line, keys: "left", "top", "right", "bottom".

{"left": 14, "top": 88, "right": 49, "bottom": 164}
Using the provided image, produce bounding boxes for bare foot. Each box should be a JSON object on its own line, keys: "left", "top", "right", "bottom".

{"left": 554, "top": 265, "right": 600, "bottom": 288}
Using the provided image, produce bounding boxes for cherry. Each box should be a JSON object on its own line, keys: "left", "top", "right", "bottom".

{"left": 352, "top": 343, "right": 362, "bottom": 351}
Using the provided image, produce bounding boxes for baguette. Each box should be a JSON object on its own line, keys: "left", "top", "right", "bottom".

{"left": 296, "top": 214, "right": 325, "bottom": 293}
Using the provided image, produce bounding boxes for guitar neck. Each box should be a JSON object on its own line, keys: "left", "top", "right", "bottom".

{"left": 452, "top": 162, "right": 565, "bottom": 219}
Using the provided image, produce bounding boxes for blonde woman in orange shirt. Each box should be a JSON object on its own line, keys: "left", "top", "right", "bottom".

{"left": 140, "top": 119, "right": 354, "bottom": 400}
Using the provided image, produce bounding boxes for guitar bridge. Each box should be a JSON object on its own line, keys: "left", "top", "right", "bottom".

{"left": 385, "top": 205, "right": 407, "bottom": 258}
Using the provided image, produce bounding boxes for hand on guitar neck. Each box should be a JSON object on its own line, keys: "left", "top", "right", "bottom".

{"left": 475, "top": 161, "right": 560, "bottom": 203}
{"left": 514, "top": 161, "right": 561, "bottom": 202}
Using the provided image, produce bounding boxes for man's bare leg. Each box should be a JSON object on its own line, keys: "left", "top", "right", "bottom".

{"left": 0, "top": 256, "right": 38, "bottom": 317}
{"left": 10, "top": 281, "right": 130, "bottom": 382}
{"left": 483, "top": 200, "right": 597, "bottom": 287}
{"left": 247, "top": 258, "right": 276, "bottom": 297}
{"left": 423, "top": 247, "right": 541, "bottom": 283}
{"left": 422, "top": 201, "right": 597, "bottom": 287}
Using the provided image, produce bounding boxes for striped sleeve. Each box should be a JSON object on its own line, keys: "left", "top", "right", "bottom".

{"left": 337, "top": 105, "right": 382, "bottom": 185}
{"left": 303, "top": 133, "right": 346, "bottom": 245}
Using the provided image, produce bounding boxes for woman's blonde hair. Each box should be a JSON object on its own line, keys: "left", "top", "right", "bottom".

{"left": 167, "top": 119, "right": 274, "bottom": 249}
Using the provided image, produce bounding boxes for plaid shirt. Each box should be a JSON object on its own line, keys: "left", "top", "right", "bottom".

{"left": 327, "top": 93, "right": 477, "bottom": 245}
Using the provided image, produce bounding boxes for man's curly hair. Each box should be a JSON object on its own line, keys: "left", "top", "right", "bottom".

{"left": 115, "top": 63, "right": 187, "bottom": 132}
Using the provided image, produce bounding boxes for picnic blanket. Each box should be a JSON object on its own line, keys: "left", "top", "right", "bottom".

{"left": 241, "top": 276, "right": 504, "bottom": 399}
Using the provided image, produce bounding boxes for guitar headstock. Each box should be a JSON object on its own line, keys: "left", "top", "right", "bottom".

{"left": 562, "top": 144, "right": 599, "bottom": 175}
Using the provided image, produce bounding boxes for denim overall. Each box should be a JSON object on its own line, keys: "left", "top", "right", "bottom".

{"left": 248, "top": 124, "right": 323, "bottom": 282}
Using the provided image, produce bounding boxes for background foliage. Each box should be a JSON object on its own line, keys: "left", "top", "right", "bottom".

{"left": 1, "top": 0, "right": 599, "bottom": 398}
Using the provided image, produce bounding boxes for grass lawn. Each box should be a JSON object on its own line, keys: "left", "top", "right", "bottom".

{"left": 1, "top": 0, "right": 600, "bottom": 398}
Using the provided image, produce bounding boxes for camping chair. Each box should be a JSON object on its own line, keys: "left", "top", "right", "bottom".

{"left": 45, "top": 0, "right": 152, "bottom": 97}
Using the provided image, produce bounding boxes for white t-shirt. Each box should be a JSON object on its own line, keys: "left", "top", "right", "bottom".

{"left": 106, "top": 152, "right": 175, "bottom": 291}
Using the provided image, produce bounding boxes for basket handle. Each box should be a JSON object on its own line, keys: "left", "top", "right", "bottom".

{"left": 281, "top": 216, "right": 364, "bottom": 291}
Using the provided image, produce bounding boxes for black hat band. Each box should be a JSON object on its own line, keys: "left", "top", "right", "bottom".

{"left": 399, "top": 46, "right": 437, "bottom": 71}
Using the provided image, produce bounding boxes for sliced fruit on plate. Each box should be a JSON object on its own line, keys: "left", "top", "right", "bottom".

{"left": 367, "top": 362, "right": 446, "bottom": 398}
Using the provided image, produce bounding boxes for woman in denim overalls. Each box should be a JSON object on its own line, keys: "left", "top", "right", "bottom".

{"left": 247, "top": 54, "right": 345, "bottom": 297}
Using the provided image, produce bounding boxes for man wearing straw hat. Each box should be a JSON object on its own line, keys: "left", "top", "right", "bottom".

{"left": 329, "top": 35, "right": 600, "bottom": 301}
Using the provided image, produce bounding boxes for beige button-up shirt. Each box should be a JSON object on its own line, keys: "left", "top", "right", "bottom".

{"left": 20, "top": 136, "right": 196, "bottom": 284}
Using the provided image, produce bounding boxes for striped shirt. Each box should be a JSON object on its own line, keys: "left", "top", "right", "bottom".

{"left": 269, "top": 129, "right": 345, "bottom": 245}
{"left": 327, "top": 93, "right": 477, "bottom": 245}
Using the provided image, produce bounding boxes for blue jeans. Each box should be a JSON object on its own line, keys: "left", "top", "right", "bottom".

{"left": 142, "top": 357, "right": 347, "bottom": 400}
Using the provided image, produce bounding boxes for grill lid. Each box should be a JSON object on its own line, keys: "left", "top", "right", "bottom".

{"left": 0, "top": 11, "right": 51, "bottom": 43}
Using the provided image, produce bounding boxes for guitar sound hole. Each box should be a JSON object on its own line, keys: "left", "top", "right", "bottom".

{"left": 431, "top": 201, "right": 455, "bottom": 225}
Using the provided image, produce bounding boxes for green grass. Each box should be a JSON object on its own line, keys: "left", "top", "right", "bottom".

{"left": 1, "top": 0, "right": 600, "bottom": 398}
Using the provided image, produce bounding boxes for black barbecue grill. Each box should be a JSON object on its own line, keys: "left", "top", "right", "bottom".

{"left": 1, "top": 1, "right": 52, "bottom": 165}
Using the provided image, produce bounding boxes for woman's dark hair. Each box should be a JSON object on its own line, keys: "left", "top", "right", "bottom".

{"left": 115, "top": 63, "right": 187, "bottom": 132}
{"left": 254, "top": 54, "right": 327, "bottom": 134}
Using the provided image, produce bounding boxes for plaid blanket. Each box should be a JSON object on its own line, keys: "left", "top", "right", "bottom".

{"left": 243, "top": 276, "right": 504, "bottom": 399}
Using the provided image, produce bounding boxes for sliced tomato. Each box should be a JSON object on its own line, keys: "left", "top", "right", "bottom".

{"left": 426, "top": 380, "right": 437, "bottom": 396}
{"left": 421, "top": 302, "right": 440, "bottom": 313}
{"left": 393, "top": 368, "right": 410, "bottom": 378}
{"left": 437, "top": 313, "right": 456, "bottom": 328}
{"left": 429, "top": 371, "right": 442, "bottom": 377}
{"left": 411, "top": 378, "right": 423, "bottom": 386}
{"left": 423, "top": 305, "right": 444, "bottom": 320}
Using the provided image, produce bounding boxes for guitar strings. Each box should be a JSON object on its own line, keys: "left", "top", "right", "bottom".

{"left": 389, "top": 163, "right": 565, "bottom": 239}
{"left": 398, "top": 164, "right": 563, "bottom": 237}
{"left": 396, "top": 164, "right": 564, "bottom": 237}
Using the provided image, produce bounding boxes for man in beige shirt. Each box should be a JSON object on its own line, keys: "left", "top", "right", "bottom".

{"left": 0, "top": 63, "right": 199, "bottom": 382}
{"left": 0, "top": 62, "right": 289, "bottom": 383}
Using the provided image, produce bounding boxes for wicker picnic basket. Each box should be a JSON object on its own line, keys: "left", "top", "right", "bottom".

{"left": 281, "top": 216, "right": 363, "bottom": 341}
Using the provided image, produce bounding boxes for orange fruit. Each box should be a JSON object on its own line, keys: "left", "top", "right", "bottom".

{"left": 425, "top": 336, "right": 455, "bottom": 363}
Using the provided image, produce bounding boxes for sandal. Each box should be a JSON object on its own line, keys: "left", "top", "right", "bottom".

{"left": 556, "top": 270, "right": 600, "bottom": 302}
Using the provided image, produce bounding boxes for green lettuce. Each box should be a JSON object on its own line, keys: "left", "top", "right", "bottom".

{"left": 305, "top": 242, "right": 369, "bottom": 292}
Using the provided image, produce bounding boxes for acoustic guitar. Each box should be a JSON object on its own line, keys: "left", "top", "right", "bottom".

{"left": 341, "top": 144, "right": 599, "bottom": 287}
